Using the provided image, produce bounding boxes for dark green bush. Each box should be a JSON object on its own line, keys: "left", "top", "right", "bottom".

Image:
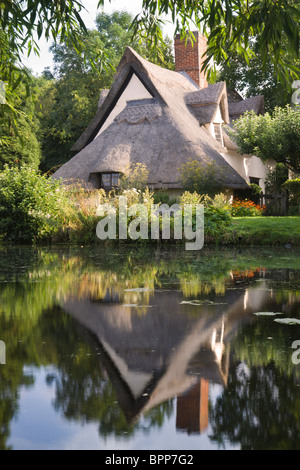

{"left": 0, "top": 165, "right": 69, "bottom": 242}
{"left": 153, "top": 191, "right": 178, "bottom": 206}
{"left": 282, "top": 178, "right": 300, "bottom": 214}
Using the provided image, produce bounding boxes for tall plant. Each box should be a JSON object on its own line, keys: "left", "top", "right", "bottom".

{"left": 179, "top": 160, "right": 225, "bottom": 197}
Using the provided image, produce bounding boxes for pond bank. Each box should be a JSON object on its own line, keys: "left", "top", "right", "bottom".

{"left": 1, "top": 216, "right": 299, "bottom": 248}
{"left": 230, "top": 217, "right": 300, "bottom": 247}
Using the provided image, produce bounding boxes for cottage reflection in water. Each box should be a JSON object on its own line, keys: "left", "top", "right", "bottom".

{"left": 61, "top": 269, "right": 275, "bottom": 435}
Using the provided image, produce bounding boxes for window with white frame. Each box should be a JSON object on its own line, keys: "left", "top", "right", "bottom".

{"left": 213, "top": 123, "right": 223, "bottom": 146}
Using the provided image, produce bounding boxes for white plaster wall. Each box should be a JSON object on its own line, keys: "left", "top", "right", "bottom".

{"left": 206, "top": 106, "right": 224, "bottom": 145}
{"left": 205, "top": 105, "right": 269, "bottom": 191}
{"left": 221, "top": 150, "right": 268, "bottom": 192}
{"left": 213, "top": 106, "right": 224, "bottom": 124}
{"left": 205, "top": 108, "right": 224, "bottom": 133}
{"left": 95, "top": 73, "right": 152, "bottom": 138}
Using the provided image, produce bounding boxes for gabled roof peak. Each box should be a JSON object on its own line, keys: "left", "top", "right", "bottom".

{"left": 186, "top": 82, "right": 227, "bottom": 106}
{"left": 117, "top": 46, "right": 198, "bottom": 92}
{"left": 185, "top": 81, "right": 229, "bottom": 124}
{"left": 229, "top": 95, "right": 264, "bottom": 121}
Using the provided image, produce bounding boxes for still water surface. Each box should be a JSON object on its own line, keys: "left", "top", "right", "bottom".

{"left": 0, "top": 244, "right": 300, "bottom": 450}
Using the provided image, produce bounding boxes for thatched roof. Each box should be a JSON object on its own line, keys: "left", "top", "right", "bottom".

{"left": 185, "top": 81, "right": 230, "bottom": 125}
{"left": 52, "top": 47, "right": 263, "bottom": 190}
{"left": 229, "top": 95, "right": 264, "bottom": 121}
{"left": 60, "top": 284, "right": 265, "bottom": 422}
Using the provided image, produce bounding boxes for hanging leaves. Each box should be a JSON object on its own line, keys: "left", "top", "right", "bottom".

{"left": 109, "top": 0, "right": 300, "bottom": 86}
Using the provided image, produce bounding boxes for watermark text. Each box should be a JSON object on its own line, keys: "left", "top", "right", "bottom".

{"left": 291, "top": 340, "right": 300, "bottom": 365}
{"left": 292, "top": 80, "right": 300, "bottom": 105}
{"left": 0, "top": 81, "right": 6, "bottom": 104}
{"left": 0, "top": 340, "right": 6, "bottom": 364}
{"left": 96, "top": 198, "right": 204, "bottom": 251}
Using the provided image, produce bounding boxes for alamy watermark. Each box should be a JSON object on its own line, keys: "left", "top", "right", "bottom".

{"left": 0, "top": 81, "right": 6, "bottom": 104}
{"left": 292, "top": 81, "right": 300, "bottom": 105}
{"left": 0, "top": 340, "right": 5, "bottom": 365}
{"left": 291, "top": 340, "right": 300, "bottom": 365}
{"left": 95, "top": 197, "right": 204, "bottom": 251}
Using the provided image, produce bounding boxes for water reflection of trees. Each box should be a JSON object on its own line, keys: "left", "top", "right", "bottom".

{"left": 209, "top": 361, "right": 300, "bottom": 449}
{"left": 1, "top": 245, "right": 299, "bottom": 318}
{"left": 0, "top": 245, "right": 300, "bottom": 449}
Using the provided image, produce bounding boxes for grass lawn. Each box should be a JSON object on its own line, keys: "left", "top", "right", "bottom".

{"left": 231, "top": 216, "right": 300, "bottom": 246}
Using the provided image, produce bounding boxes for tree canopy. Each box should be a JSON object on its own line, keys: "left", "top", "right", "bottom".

{"left": 229, "top": 106, "right": 300, "bottom": 175}
{"left": 39, "top": 11, "right": 174, "bottom": 172}
{"left": 0, "top": 1, "right": 91, "bottom": 108}
{"left": 1, "top": 1, "right": 299, "bottom": 93}
{"left": 217, "top": 36, "right": 300, "bottom": 112}
{"left": 125, "top": 0, "right": 300, "bottom": 85}
{"left": 1, "top": 1, "right": 299, "bottom": 171}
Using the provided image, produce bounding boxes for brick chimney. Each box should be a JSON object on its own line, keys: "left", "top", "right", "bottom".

{"left": 174, "top": 31, "right": 208, "bottom": 89}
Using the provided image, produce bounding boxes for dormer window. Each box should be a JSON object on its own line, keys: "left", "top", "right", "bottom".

{"left": 213, "top": 123, "right": 223, "bottom": 146}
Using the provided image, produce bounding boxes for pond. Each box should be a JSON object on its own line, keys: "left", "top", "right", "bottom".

{"left": 0, "top": 244, "right": 300, "bottom": 450}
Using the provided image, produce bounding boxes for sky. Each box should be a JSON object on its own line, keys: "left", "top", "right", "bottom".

{"left": 22, "top": 0, "right": 177, "bottom": 75}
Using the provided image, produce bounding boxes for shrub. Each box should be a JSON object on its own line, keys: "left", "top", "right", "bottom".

{"left": 179, "top": 160, "right": 226, "bottom": 197}
{"left": 179, "top": 191, "right": 233, "bottom": 243}
{"left": 282, "top": 178, "right": 300, "bottom": 214}
{"left": 282, "top": 178, "right": 300, "bottom": 199}
{"left": 231, "top": 198, "right": 266, "bottom": 217}
{"left": 179, "top": 191, "right": 205, "bottom": 206}
{"left": 120, "top": 163, "right": 149, "bottom": 191}
{"left": 64, "top": 187, "right": 109, "bottom": 243}
{"left": 0, "top": 165, "right": 70, "bottom": 242}
{"left": 153, "top": 190, "right": 178, "bottom": 206}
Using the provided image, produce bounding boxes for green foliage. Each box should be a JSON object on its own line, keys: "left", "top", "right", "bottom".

{"left": 217, "top": 37, "right": 299, "bottom": 112}
{"left": 0, "top": 115, "right": 41, "bottom": 169}
{"left": 179, "top": 191, "right": 233, "bottom": 243}
{"left": 38, "top": 30, "right": 105, "bottom": 171}
{"left": 229, "top": 106, "right": 300, "bottom": 174}
{"left": 0, "top": 165, "right": 69, "bottom": 242}
{"left": 0, "top": 1, "right": 91, "bottom": 143}
{"left": 282, "top": 178, "right": 300, "bottom": 214}
{"left": 265, "top": 163, "right": 289, "bottom": 193}
{"left": 63, "top": 187, "right": 233, "bottom": 246}
{"left": 232, "top": 217, "right": 300, "bottom": 246}
{"left": 203, "top": 205, "right": 232, "bottom": 243}
{"left": 153, "top": 191, "right": 178, "bottom": 206}
{"left": 120, "top": 163, "right": 150, "bottom": 192}
{"left": 1, "top": 0, "right": 299, "bottom": 142}
{"left": 179, "top": 160, "right": 226, "bottom": 197}
{"left": 282, "top": 179, "right": 300, "bottom": 199}
{"left": 129, "top": 0, "right": 300, "bottom": 87}
{"left": 0, "top": 37, "right": 43, "bottom": 168}
{"left": 39, "top": 11, "right": 174, "bottom": 171}
{"left": 0, "top": 1, "right": 87, "bottom": 50}
{"left": 95, "top": 11, "right": 174, "bottom": 70}
{"left": 0, "top": 78, "right": 42, "bottom": 169}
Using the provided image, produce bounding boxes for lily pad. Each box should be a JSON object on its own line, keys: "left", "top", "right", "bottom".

{"left": 122, "top": 304, "right": 155, "bottom": 308}
{"left": 274, "top": 318, "right": 300, "bottom": 325}
{"left": 124, "top": 288, "right": 153, "bottom": 292}
{"left": 180, "top": 300, "right": 227, "bottom": 306}
{"left": 253, "top": 312, "right": 283, "bottom": 316}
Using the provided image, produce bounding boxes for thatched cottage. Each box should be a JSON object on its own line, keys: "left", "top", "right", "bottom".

{"left": 52, "top": 32, "right": 267, "bottom": 196}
